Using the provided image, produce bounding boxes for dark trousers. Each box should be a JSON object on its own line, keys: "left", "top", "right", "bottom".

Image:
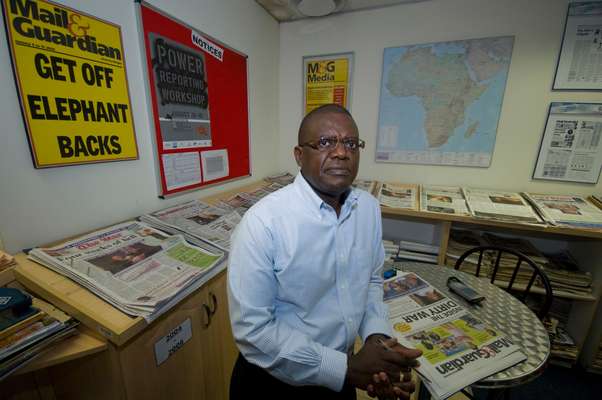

{"left": 230, "top": 353, "right": 357, "bottom": 400}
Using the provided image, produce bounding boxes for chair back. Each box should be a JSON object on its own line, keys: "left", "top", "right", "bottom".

{"left": 453, "top": 245, "right": 553, "bottom": 319}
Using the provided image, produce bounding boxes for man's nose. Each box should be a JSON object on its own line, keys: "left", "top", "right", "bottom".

{"left": 329, "top": 139, "right": 348, "bottom": 157}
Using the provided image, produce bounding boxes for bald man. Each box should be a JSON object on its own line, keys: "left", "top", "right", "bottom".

{"left": 228, "top": 104, "right": 421, "bottom": 399}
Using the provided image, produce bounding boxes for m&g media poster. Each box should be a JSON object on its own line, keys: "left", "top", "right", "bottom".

{"left": 1, "top": 0, "right": 138, "bottom": 167}
{"left": 303, "top": 52, "right": 353, "bottom": 115}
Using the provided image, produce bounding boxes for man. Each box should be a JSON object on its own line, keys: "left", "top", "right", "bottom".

{"left": 228, "top": 104, "right": 421, "bottom": 399}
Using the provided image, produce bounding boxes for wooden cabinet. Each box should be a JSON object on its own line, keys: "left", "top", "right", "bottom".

{"left": 199, "top": 271, "right": 239, "bottom": 400}
{"left": 3, "top": 257, "right": 238, "bottom": 400}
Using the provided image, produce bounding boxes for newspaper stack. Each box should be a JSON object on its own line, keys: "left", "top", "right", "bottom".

{"left": 540, "top": 251, "right": 592, "bottom": 298}
{"left": 0, "top": 251, "right": 17, "bottom": 272}
{"left": 523, "top": 193, "right": 602, "bottom": 228}
{"left": 383, "top": 240, "right": 439, "bottom": 264}
{"left": 353, "top": 179, "right": 380, "bottom": 197}
{"left": 447, "top": 231, "right": 592, "bottom": 298}
{"left": 385, "top": 272, "right": 526, "bottom": 399}
{"left": 478, "top": 233, "right": 551, "bottom": 295}
{"left": 463, "top": 188, "right": 543, "bottom": 224}
{"left": 480, "top": 233, "right": 592, "bottom": 298}
{"left": 141, "top": 200, "right": 242, "bottom": 252}
{"left": 377, "top": 183, "right": 420, "bottom": 210}
{"left": 1, "top": 296, "right": 78, "bottom": 381}
{"left": 264, "top": 172, "right": 295, "bottom": 186}
{"left": 28, "top": 221, "right": 224, "bottom": 321}
{"left": 245, "top": 183, "right": 283, "bottom": 200}
{"left": 216, "top": 193, "right": 258, "bottom": 216}
{"left": 420, "top": 186, "right": 470, "bottom": 215}
{"left": 445, "top": 230, "right": 486, "bottom": 270}
{"left": 383, "top": 240, "right": 400, "bottom": 261}
{"left": 592, "top": 338, "right": 602, "bottom": 371}
{"left": 543, "top": 319, "right": 578, "bottom": 367}
{"left": 397, "top": 241, "right": 438, "bottom": 264}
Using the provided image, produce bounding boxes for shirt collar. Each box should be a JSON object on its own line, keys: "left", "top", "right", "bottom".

{"left": 293, "top": 172, "right": 359, "bottom": 216}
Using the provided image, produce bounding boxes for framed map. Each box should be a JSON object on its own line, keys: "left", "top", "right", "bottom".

{"left": 376, "top": 36, "right": 514, "bottom": 167}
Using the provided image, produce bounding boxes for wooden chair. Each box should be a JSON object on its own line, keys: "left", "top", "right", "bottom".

{"left": 453, "top": 245, "right": 553, "bottom": 320}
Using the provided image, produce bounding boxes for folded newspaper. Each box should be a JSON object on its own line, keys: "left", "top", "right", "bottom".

{"left": 140, "top": 200, "right": 242, "bottom": 251}
{"left": 28, "top": 221, "right": 225, "bottom": 321}
{"left": 352, "top": 179, "right": 380, "bottom": 197}
{"left": 385, "top": 272, "right": 526, "bottom": 399}
{"left": 378, "top": 183, "right": 420, "bottom": 210}
{"left": 463, "top": 188, "right": 543, "bottom": 224}
{"left": 523, "top": 193, "right": 602, "bottom": 228}
{"left": 420, "top": 186, "right": 470, "bottom": 215}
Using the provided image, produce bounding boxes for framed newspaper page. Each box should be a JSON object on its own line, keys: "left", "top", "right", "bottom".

{"left": 138, "top": 2, "right": 250, "bottom": 196}
{"left": 533, "top": 102, "right": 602, "bottom": 184}
{"left": 303, "top": 52, "right": 353, "bottom": 115}
{"left": 553, "top": 2, "right": 602, "bottom": 90}
{"left": 1, "top": 0, "right": 138, "bottom": 168}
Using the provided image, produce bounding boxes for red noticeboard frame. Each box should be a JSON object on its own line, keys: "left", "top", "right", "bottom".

{"left": 139, "top": 2, "right": 250, "bottom": 196}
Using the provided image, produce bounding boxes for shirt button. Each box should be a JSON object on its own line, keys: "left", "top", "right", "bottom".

{"left": 347, "top": 318, "right": 353, "bottom": 323}
{"left": 341, "top": 284, "right": 346, "bottom": 289}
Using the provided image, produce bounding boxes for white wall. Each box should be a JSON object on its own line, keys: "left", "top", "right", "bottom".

{"left": 0, "top": 0, "right": 280, "bottom": 253}
{"left": 278, "top": 0, "right": 602, "bottom": 193}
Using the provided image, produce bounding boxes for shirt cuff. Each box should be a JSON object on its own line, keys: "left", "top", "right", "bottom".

{"left": 359, "top": 316, "right": 393, "bottom": 342}
{"left": 316, "top": 346, "right": 348, "bottom": 392}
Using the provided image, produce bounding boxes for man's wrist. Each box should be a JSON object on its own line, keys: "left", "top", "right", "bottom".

{"left": 365, "top": 333, "right": 390, "bottom": 345}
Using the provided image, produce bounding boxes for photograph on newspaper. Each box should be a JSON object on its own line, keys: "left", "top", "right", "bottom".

{"left": 421, "top": 186, "right": 470, "bottom": 215}
{"left": 383, "top": 273, "right": 428, "bottom": 301}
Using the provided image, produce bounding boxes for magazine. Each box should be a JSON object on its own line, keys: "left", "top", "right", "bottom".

{"left": 385, "top": 272, "right": 526, "bottom": 399}
{"left": 28, "top": 221, "right": 224, "bottom": 320}
{"left": 377, "top": 183, "right": 419, "bottom": 210}
{"left": 463, "top": 188, "right": 543, "bottom": 224}
{"left": 523, "top": 193, "right": 602, "bottom": 228}
{"left": 420, "top": 186, "right": 470, "bottom": 215}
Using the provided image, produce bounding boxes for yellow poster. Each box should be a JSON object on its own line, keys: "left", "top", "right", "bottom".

{"left": 1, "top": 0, "right": 137, "bottom": 167}
{"left": 304, "top": 53, "right": 353, "bottom": 115}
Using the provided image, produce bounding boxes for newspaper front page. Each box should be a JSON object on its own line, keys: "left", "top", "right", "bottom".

{"left": 420, "top": 186, "right": 470, "bottom": 215}
{"left": 463, "top": 188, "right": 543, "bottom": 224}
{"left": 523, "top": 193, "right": 602, "bottom": 228}
{"left": 29, "top": 221, "right": 224, "bottom": 320}
{"left": 141, "top": 200, "right": 241, "bottom": 251}
{"left": 378, "top": 183, "right": 419, "bottom": 210}
{"left": 533, "top": 103, "right": 602, "bottom": 183}
{"left": 352, "top": 179, "right": 379, "bottom": 197}
{"left": 386, "top": 272, "right": 526, "bottom": 399}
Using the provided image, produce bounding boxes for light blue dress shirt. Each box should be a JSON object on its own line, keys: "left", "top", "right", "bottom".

{"left": 228, "top": 173, "right": 391, "bottom": 392}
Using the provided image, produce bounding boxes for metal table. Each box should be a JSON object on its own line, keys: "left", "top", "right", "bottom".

{"left": 395, "top": 261, "right": 550, "bottom": 389}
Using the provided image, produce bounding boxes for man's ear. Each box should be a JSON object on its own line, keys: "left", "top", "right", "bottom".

{"left": 294, "top": 146, "right": 303, "bottom": 168}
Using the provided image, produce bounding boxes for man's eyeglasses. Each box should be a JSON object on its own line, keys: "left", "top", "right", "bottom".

{"left": 299, "top": 136, "right": 365, "bottom": 152}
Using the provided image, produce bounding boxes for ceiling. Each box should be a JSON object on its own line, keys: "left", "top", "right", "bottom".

{"left": 255, "top": 0, "right": 431, "bottom": 22}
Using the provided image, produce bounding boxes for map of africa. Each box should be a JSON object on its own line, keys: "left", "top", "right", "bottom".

{"left": 376, "top": 36, "right": 514, "bottom": 167}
